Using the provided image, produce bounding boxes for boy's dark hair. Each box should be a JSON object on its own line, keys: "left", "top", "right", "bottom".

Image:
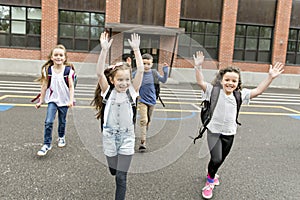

{"left": 142, "top": 53, "right": 153, "bottom": 60}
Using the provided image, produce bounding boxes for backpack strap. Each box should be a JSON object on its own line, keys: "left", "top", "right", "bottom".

{"left": 151, "top": 69, "right": 165, "bottom": 107}
{"left": 193, "top": 85, "right": 220, "bottom": 144}
{"left": 47, "top": 66, "right": 52, "bottom": 88}
{"left": 63, "top": 66, "right": 71, "bottom": 88}
{"left": 100, "top": 85, "right": 114, "bottom": 131}
{"left": 126, "top": 89, "right": 137, "bottom": 124}
{"left": 233, "top": 90, "right": 242, "bottom": 126}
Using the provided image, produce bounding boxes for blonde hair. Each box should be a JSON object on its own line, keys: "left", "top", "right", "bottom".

{"left": 35, "top": 44, "right": 74, "bottom": 84}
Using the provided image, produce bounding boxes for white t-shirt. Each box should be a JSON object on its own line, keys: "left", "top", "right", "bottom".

{"left": 203, "top": 83, "right": 251, "bottom": 135}
{"left": 44, "top": 66, "right": 74, "bottom": 106}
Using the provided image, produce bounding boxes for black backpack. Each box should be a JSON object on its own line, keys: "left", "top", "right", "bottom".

{"left": 151, "top": 69, "right": 165, "bottom": 107}
{"left": 193, "top": 85, "right": 242, "bottom": 143}
{"left": 100, "top": 86, "right": 137, "bottom": 131}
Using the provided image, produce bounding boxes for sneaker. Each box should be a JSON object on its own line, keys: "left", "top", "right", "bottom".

{"left": 57, "top": 137, "right": 66, "bottom": 148}
{"left": 214, "top": 174, "right": 220, "bottom": 186}
{"left": 37, "top": 144, "right": 52, "bottom": 156}
{"left": 138, "top": 143, "right": 147, "bottom": 152}
{"left": 202, "top": 182, "right": 215, "bottom": 199}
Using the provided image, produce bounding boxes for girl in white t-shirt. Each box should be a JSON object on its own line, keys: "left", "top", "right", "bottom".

{"left": 193, "top": 51, "right": 284, "bottom": 199}
{"left": 35, "top": 44, "right": 75, "bottom": 156}
{"left": 91, "top": 32, "right": 144, "bottom": 200}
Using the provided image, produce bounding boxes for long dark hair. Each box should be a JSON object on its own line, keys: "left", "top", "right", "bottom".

{"left": 212, "top": 66, "right": 242, "bottom": 90}
{"left": 90, "top": 62, "right": 131, "bottom": 120}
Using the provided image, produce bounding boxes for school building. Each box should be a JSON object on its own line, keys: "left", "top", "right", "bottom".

{"left": 0, "top": 0, "right": 300, "bottom": 87}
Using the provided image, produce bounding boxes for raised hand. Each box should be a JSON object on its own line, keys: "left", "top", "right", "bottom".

{"left": 128, "top": 33, "right": 140, "bottom": 51}
{"left": 100, "top": 32, "right": 113, "bottom": 51}
{"left": 193, "top": 51, "right": 205, "bottom": 68}
{"left": 269, "top": 62, "right": 284, "bottom": 79}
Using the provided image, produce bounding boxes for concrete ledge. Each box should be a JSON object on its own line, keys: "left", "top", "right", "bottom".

{"left": 0, "top": 58, "right": 299, "bottom": 89}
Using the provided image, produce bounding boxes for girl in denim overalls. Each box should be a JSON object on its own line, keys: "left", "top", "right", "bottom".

{"left": 91, "top": 32, "right": 144, "bottom": 200}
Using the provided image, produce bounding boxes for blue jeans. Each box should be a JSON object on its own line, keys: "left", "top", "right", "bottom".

{"left": 44, "top": 102, "right": 68, "bottom": 146}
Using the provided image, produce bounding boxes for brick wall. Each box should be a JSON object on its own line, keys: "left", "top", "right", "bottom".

{"left": 0, "top": 0, "right": 299, "bottom": 74}
{"left": 165, "top": 0, "right": 181, "bottom": 28}
{"left": 105, "top": 0, "right": 121, "bottom": 23}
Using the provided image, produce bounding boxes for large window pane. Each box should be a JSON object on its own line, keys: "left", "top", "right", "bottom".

{"left": 12, "top": 7, "right": 26, "bottom": 20}
{"left": 60, "top": 25, "right": 74, "bottom": 37}
{"left": 193, "top": 21, "right": 205, "bottom": 33}
{"left": 11, "top": 34, "right": 25, "bottom": 46}
{"left": 234, "top": 38, "right": 244, "bottom": 49}
{"left": 246, "top": 38, "right": 257, "bottom": 50}
{"left": 0, "top": 6, "right": 10, "bottom": 19}
{"left": 260, "top": 27, "right": 272, "bottom": 38}
{"left": 205, "top": 35, "right": 218, "bottom": 47}
{"left": 91, "top": 13, "right": 104, "bottom": 26}
{"left": 259, "top": 39, "right": 270, "bottom": 51}
{"left": 0, "top": 20, "right": 10, "bottom": 32}
{"left": 28, "top": 8, "right": 41, "bottom": 19}
{"left": 236, "top": 25, "right": 246, "bottom": 36}
{"left": 27, "top": 21, "right": 41, "bottom": 34}
{"left": 75, "top": 25, "right": 89, "bottom": 38}
{"left": 60, "top": 11, "right": 75, "bottom": 23}
{"left": 11, "top": 21, "right": 26, "bottom": 34}
{"left": 76, "top": 12, "right": 89, "bottom": 25}
{"left": 206, "top": 23, "right": 219, "bottom": 34}
{"left": 247, "top": 26, "right": 259, "bottom": 37}
{"left": 75, "top": 39, "right": 88, "bottom": 50}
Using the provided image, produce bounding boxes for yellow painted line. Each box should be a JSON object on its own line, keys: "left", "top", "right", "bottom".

{"left": 0, "top": 95, "right": 13, "bottom": 100}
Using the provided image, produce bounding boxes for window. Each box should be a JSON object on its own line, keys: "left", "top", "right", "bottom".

{"left": 0, "top": 5, "right": 41, "bottom": 48}
{"left": 178, "top": 20, "right": 220, "bottom": 59}
{"left": 121, "top": 0, "right": 165, "bottom": 26}
{"left": 286, "top": 29, "right": 300, "bottom": 65}
{"left": 286, "top": 0, "right": 300, "bottom": 65}
{"left": 234, "top": 25, "right": 273, "bottom": 62}
{"left": 58, "top": 10, "right": 105, "bottom": 52}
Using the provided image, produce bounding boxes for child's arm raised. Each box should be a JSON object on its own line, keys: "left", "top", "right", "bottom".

{"left": 250, "top": 62, "right": 284, "bottom": 99}
{"left": 193, "top": 51, "right": 207, "bottom": 91}
{"left": 96, "top": 32, "right": 113, "bottom": 92}
{"left": 129, "top": 33, "right": 144, "bottom": 92}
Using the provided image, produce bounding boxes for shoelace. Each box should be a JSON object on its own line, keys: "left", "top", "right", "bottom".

{"left": 202, "top": 183, "right": 214, "bottom": 191}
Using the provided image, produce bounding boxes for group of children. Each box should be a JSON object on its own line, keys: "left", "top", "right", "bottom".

{"left": 34, "top": 32, "right": 284, "bottom": 200}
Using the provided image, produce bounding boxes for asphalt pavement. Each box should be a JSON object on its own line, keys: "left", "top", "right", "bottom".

{"left": 1, "top": 75, "right": 300, "bottom": 200}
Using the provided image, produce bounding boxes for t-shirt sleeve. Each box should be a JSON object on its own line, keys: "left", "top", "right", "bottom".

{"left": 241, "top": 88, "right": 251, "bottom": 105}
{"left": 202, "top": 82, "right": 213, "bottom": 100}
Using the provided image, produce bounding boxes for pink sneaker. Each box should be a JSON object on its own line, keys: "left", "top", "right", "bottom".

{"left": 213, "top": 174, "right": 220, "bottom": 186}
{"left": 202, "top": 182, "right": 214, "bottom": 199}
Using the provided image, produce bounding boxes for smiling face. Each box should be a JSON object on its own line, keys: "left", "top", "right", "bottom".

{"left": 143, "top": 59, "right": 153, "bottom": 71}
{"left": 221, "top": 71, "right": 239, "bottom": 95}
{"left": 109, "top": 69, "right": 131, "bottom": 93}
{"left": 51, "top": 48, "right": 66, "bottom": 66}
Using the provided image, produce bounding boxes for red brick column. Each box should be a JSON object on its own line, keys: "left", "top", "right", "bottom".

{"left": 105, "top": 0, "right": 121, "bottom": 23}
{"left": 218, "top": 0, "right": 239, "bottom": 69}
{"left": 165, "top": 0, "right": 181, "bottom": 28}
{"left": 41, "top": 0, "right": 59, "bottom": 60}
{"left": 272, "top": 0, "right": 293, "bottom": 64}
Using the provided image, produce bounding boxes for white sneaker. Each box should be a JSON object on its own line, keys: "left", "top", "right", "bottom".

{"left": 37, "top": 145, "right": 52, "bottom": 156}
{"left": 57, "top": 137, "right": 66, "bottom": 148}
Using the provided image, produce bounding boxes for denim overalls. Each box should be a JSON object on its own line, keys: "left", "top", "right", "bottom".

{"left": 102, "top": 91, "right": 135, "bottom": 157}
